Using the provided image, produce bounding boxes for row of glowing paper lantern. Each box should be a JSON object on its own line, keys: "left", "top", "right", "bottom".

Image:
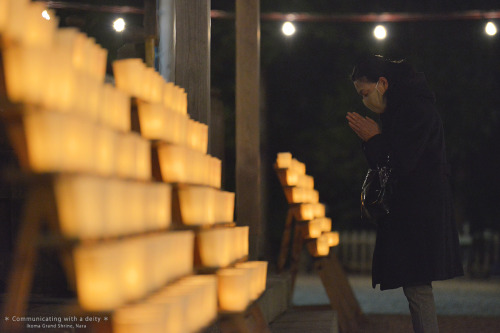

{"left": 278, "top": 168, "right": 314, "bottom": 189}
{"left": 302, "top": 217, "right": 339, "bottom": 257}
{"left": 21, "top": 109, "right": 149, "bottom": 179}
{"left": 294, "top": 202, "right": 326, "bottom": 221}
{"left": 158, "top": 144, "right": 221, "bottom": 188}
{"left": 1, "top": 1, "right": 57, "bottom": 46}
{"left": 114, "top": 58, "right": 187, "bottom": 112}
{"left": 308, "top": 232, "right": 340, "bottom": 257}
{"left": 2, "top": 13, "right": 115, "bottom": 118}
{"left": 113, "top": 275, "right": 216, "bottom": 333}
{"left": 178, "top": 186, "right": 235, "bottom": 225}
{"left": 112, "top": 261, "right": 268, "bottom": 333}
{"left": 217, "top": 261, "right": 268, "bottom": 312}
{"left": 3, "top": 43, "right": 116, "bottom": 119}
{"left": 73, "top": 231, "right": 194, "bottom": 311}
{"left": 0, "top": 1, "right": 107, "bottom": 83}
{"left": 54, "top": 175, "right": 171, "bottom": 239}
{"left": 197, "top": 226, "right": 249, "bottom": 268}
{"left": 137, "top": 100, "right": 208, "bottom": 152}
{"left": 276, "top": 152, "right": 306, "bottom": 173}
{"left": 284, "top": 187, "right": 319, "bottom": 204}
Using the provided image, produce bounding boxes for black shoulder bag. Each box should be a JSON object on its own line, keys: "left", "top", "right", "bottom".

{"left": 360, "top": 155, "right": 393, "bottom": 223}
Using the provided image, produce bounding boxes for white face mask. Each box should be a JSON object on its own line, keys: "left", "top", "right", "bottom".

{"left": 363, "top": 82, "right": 386, "bottom": 113}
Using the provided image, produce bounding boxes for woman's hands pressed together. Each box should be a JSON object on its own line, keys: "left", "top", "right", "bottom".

{"left": 346, "top": 112, "right": 381, "bottom": 141}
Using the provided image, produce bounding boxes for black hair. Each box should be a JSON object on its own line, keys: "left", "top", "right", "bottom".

{"left": 351, "top": 55, "right": 416, "bottom": 85}
{"left": 351, "top": 55, "right": 418, "bottom": 103}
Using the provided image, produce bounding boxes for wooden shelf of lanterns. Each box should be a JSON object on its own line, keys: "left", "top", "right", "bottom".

{"left": 275, "top": 152, "right": 363, "bottom": 333}
{"left": 0, "top": 1, "right": 268, "bottom": 333}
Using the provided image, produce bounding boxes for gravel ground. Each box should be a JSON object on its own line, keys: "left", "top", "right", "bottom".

{"left": 293, "top": 274, "right": 500, "bottom": 317}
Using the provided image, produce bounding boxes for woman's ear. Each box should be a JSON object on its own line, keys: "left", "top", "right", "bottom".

{"left": 379, "top": 77, "right": 389, "bottom": 93}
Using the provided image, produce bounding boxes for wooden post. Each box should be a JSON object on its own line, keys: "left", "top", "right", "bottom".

{"left": 143, "top": 0, "right": 157, "bottom": 68}
{"left": 236, "top": 0, "right": 261, "bottom": 260}
{"left": 174, "top": 0, "right": 211, "bottom": 126}
{"left": 277, "top": 209, "right": 294, "bottom": 272}
{"left": 158, "top": 0, "right": 176, "bottom": 81}
{"left": 1, "top": 180, "right": 59, "bottom": 333}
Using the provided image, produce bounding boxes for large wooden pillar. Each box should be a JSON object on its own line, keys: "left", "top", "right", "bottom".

{"left": 158, "top": 0, "right": 176, "bottom": 82}
{"left": 236, "top": 0, "right": 261, "bottom": 259}
{"left": 174, "top": 0, "right": 211, "bottom": 126}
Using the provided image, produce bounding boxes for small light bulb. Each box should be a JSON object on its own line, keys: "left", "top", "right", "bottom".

{"left": 485, "top": 22, "right": 497, "bottom": 36}
{"left": 113, "top": 18, "right": 126, "bottom": 32}
{"left": 282, "top": 21, "right": 296, "bottom": 36}
{"left": 374, "top": 25, "right": 387, "bottom": 39}
{"left": 42, "top": 10, "right": 51, "bottom": 21}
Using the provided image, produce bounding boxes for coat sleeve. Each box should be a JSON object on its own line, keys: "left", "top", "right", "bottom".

{"left": 362, "top": 98, "right": 437, "bottom": 177}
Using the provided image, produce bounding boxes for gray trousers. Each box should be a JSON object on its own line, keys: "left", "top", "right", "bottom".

{"left": 403, "top": 284, "right": 439, "bottom": 333}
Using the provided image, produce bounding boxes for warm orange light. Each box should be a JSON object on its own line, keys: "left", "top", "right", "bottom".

{"left": 178, "top": 186, "right": 215, "bottom": 225}
{"left": 198, "top": 228, "right": 232, "bottom": 267}
{"left": 295, "top": 203, "right": 315, "bottom": 221}
{"left": 73, "top": 243, "right": 124, "bottom": 311}
{"left": 307, "top": 235, "right": 330, "bottom": 257}
{"left": 297, "top": 174, "right": 314, "bottom": 189}
{"left": 95, "top": 125, "right": 117, "bottom": 177}
{"left": 54, "top": 174, "right": 105, "bottom": 239}
{"left": 215, "top": 191, "right": 235, "bottom": 223}
{"left": 217, "top": 268, "right": 250, "bottom": 312}
{"left": 23, "top": 2, "right": 57, "bottom": 47}
{"left": 157, "top": 144, "right": 188, "bottom": 183}
{"left": 137, "top": 100, "right": 168, "bottom": 140}
{"left": 325, "top": 231, "right": 340, "bottom": 247}
{"left": 119, "top": 238, "right": 147, "bottom": 302}
{"left": 144, "top": 183, "right": 172, "bottom": 231}
{"left": 291, "top": 158, "right": 306, "bottom": 175}
{"left": 276, "top": 152, "right": 292, "bottom": 169}
{"left": 235, "top": 261, "right": 268, "bottom": 301}
{"left": 313, "top": 203, "right": 326, "bottom": 218}
{"left": 113, "top": 58, "right": 145, "bottom": 98}
{"left": 304, "top": 219, "right": 323, "bottom": 239}
{"left": 235, "top": 226, "right": 249, "bottom": 259}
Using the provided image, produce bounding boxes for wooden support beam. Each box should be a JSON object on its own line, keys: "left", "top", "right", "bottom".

{"left": 235, "top": 0, "right": 261, "bottom": 260}
{"left": 174, "top": 0, "right": 211, "bottom": 125}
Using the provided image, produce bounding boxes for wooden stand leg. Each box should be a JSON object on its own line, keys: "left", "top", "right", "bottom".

{"left": 314, "top": 253, "right": 364, "bottom": 333}
{"left": 246, "top": 304, "right": 271, "bottom": 333}
{"left": 1, "top": 185, "right": 54, "bottom": 332}
{"left": 289, "top": 223, "right": 304, "bottom": 292}
{"left": 277, "top": 209, "right": 294, "bottom": 272}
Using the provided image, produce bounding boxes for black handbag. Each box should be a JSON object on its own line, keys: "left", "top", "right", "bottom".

{"left": 361, "top": 156, "right": 393, "bottom": 222}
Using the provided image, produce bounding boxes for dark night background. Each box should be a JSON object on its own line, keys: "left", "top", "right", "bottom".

{"left": 209, "top": 1, "right": 500, "bottom": 257}
{"left": 0, "top": 1, "right": 499, "bottom": 290}
{"left": 23, "top": 0, "right": 500, "bottom": 256}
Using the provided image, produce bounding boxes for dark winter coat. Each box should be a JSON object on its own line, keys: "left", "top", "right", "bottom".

{"left": 362, "top": 73, "right": 464, "bottom": 290}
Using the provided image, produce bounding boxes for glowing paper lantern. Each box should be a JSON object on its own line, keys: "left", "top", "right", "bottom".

{"left": 276, "top": 152, "right": 292, "bottom": 169}
{"left": 119, "top": 238, "right": 148, "bottom": 302}
{"left": 307, "top": 234, "right": 330, "bottom": 257}
{"left": 215, "top": 191, "right": 235, "bottom": 223}
{"left": 54, "top": 174, "right": 105, "bottom": 239}
{"left": 217, "top": 268, "right": 251, "bottom": 312}
{"left": 295, "top": 203, "right": 315, "bottom": 221}
{"left": 73, "top": 243, "right": 124, "bottom": 311}
{"left": 178, "top": 186, "right": 215, "bottom": 225}
{"left": 304, "top": 219, "right": 323, "bottom": 239}
{"left": 198, "top": 228, "right": 232, "bottom": 267}
{"left": 113, "top": 58, "right": 145, "bottom": 98}
{"left": 325, "top": 231, "right": 340, "bottom": 247}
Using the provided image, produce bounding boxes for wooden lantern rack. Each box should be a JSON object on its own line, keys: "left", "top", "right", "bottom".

{"left": 275, "top": 165, "right": 364, "bottom": 333}
{"left": 0, "top": 48, "right": 269, "bottom": 332}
